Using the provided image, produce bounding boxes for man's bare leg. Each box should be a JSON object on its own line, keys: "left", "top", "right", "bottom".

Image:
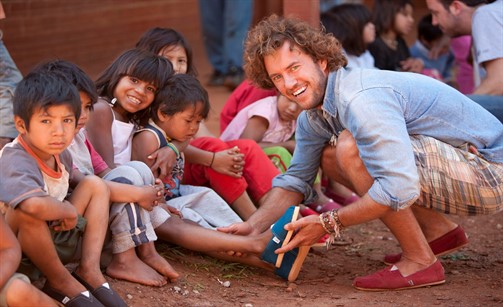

{"left": 322, "top": 130, "right": 437, "bottom": 275}
{"left": 411, "top": 206, "right": 459, "bottom": 241}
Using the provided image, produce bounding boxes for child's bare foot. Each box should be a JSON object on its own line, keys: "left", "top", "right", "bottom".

{"left": 106, "top": 249, "right": 167, "bottom": 287}
{"left": 137, "top": 242, "right": 179, "bottom": 282}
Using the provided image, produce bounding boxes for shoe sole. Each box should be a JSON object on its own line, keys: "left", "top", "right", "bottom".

{"left": 276, "top": 206, "right": 300, "bottom": 267}
{"left": 354, "top": 279, "right": 445, "bottom": 291}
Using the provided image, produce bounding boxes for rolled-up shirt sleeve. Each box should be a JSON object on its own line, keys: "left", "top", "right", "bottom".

{"left": 341, "top": 89, "right": 420, "bottom": 210}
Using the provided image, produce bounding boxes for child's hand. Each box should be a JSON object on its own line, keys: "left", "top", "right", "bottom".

{"left": 210, "top": 146, "right": 245, "bottom": 178}
{"left": 137, "top": 183, "right": 164, "bottom": 211}
{"left": 400, "top": 58, "right": 424, "bottom": 73}
{"left": 161, "top": 203, "right": 183, "bottom": 218}
{"left": 148, "top": 146, "right": 177, "bottom": 179}
{"left": 51, "top": 201, "right": 78, "bottom": 231}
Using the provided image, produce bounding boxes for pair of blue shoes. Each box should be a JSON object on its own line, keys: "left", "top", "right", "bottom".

{"left": 260, "top": 206, "right": 311, "bottom": 281}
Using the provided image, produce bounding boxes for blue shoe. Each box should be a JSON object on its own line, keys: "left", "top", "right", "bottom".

{"left": 261, "top": 206, "right": 310, "bottom": 281}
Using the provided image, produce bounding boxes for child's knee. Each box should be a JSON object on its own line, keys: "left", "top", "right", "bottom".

{"left": 80, "top": 175, "right": 110, "bottom": 196}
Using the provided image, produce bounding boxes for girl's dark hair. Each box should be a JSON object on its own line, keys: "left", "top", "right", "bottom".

{"left": 373, "top": 0, "right": 413, "bottom": 35}
{"left": 32, "top": 59, "right": 98, "bottom": 107}
{"left": 321, "top": 4, "right": 372, "bottom": 56}
{"left": 135, "top": 27, "right": 197, "bottom": 76}
{"left": 417, "top": 14, "right": 443, "bottom": 42}
{"left": 95, "top": 48, "right": 173, "bottom": 126}
{"left": 151, "top": 74, "right": 210, "bottom": 121}
{"left": 14, "top": 69, "right": 81, "bottom": 130}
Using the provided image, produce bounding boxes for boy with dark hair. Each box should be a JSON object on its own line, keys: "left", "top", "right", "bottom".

{"left": 0, "top": 69, "right": 118, "bottom": 306}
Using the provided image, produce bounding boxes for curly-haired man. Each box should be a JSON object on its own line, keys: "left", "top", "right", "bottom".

{"left": 220, "top": 14, "right": 503, "bottom": 291}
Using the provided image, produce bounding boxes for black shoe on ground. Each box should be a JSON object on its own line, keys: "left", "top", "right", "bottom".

{"left": 207, "top": 70, "right": 226, "bottom": 86}
{"left": 224, "top": 67, "right": 244, "bottom": 90}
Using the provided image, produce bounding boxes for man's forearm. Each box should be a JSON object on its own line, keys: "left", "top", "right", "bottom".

{"left": 248, "top": 187, "right": 304, "bottom": 233}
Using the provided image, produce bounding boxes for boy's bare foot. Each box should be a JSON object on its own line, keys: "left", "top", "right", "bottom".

{"left": 137, "top": 243, "right": 180, "bottom": 282}
{"left": 106, "top": 249, "right": 167, "bottom": 287}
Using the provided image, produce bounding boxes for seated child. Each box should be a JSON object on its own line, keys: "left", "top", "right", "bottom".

{"left": 409, "top": 14, "right": 455, "bottom": 82}
{"left": 136, "top": 27, "right": 280, "bottom": 220}
{"left": 0, "top": 214, "right": 56, "bottom": 307}
{"left": 220, "top": 93, "right": 344, "bottom": 214}
{"left": 36, "top": 59, "right": 178, "bottom": 287}
{"left": 132, "top": 74, "right": 242, "bottom": 229}
{"left": 0, "top": 69, "right": 120, "bottom": 306}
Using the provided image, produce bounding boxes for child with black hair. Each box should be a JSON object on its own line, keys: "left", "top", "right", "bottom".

{"left": 132, "top": 73, "right": 242, "bottom": 229}
{"left": 136, "top": 27, "right": 280, "bottom": 220}
{"left": 36, "top": 59, "right": 177, "bottom": 289}
{"left": 321, "top": 3, "right": 377, "bottom": 69}
{"left": 84, "top": 49, "right": 180, "bottom": 286}
{"left": 410, "top": 14, "right": 455, "bottom": 82}
{"left": 368, "top": 0, "right": 424, "bottom": 72}
{"left": 0, "top": 68, "right": 109, "bottom": 307}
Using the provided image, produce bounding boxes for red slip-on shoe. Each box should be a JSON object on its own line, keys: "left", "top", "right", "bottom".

{"left": 353, "top": 260, "right": 445, "bottom": 291}
{"left": 323, "top": 189, "right": 359, "bottom": 206}
{"left": 384, "top": 225, "right": 469, "bottom": 264}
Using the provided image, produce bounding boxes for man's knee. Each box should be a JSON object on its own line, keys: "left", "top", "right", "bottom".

{"left": 321, "top": 131, "right": 358, "bottom": 168}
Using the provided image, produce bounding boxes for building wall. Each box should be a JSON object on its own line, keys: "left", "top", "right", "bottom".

{"left": 1, "top": 0, "right": 428, "bottom": 79}
{"left": 1, "top": 0, "right": 205, "bottom": 78}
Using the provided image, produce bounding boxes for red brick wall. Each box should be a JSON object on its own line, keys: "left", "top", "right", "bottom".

{"left": 0, "top": 0, "right": 204, "bottom": 78}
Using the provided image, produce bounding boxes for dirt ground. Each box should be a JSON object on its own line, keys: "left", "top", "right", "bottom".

{"left": 108, "top": 211, "right": 503, "bottom": 307}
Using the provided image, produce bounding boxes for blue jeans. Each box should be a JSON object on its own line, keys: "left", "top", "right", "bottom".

{"left": 198, "top": 0, "right": 253, "bottom": 74}
{"left": 0, "top": 31, "right": 22, "bottom": 139}
{"left": 468, "top": 94, "right": 503, "bottom": 123}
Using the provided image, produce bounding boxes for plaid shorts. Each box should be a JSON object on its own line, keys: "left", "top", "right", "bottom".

{"left": 411, "top": 135, "right": 503, "bottom": 216}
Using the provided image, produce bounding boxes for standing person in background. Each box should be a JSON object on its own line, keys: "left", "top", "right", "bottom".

{"left": 0, "top": 1, "right": 22, "bottom": 149}
{"left": 198, "top": 0, "right": 253, "bottom": 90}
{"left": 368, "top": 0, "right": 424, "bottom": 73}
{"left": 426, "top": 0, "right": 503, "bottom": 122}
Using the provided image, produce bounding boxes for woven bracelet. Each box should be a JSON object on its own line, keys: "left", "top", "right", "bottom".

{"left": 166, "top": 142, "right": 180, "bottom": 158}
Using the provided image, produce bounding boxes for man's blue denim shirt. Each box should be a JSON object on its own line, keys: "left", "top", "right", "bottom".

{"left": 273, "top": 68, "right": 503, "bottom": 210}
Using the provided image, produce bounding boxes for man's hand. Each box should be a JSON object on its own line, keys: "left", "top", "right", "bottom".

{"left": 275, "top": 215, "right": 327, "bottom": 254}
{"left": 211, "top": 146, "right": 245, "bottom": 178}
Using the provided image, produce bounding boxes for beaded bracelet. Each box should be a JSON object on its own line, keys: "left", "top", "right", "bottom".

{"left": 166, "top": 142, "right": 180, "bottom": 158}
{"left": 319, "top": 209, "right": 344, "bottom": 249}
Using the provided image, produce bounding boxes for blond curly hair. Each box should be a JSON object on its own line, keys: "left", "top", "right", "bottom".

{"left": 243, "top": 14, "right": 347, "bottom": 89}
